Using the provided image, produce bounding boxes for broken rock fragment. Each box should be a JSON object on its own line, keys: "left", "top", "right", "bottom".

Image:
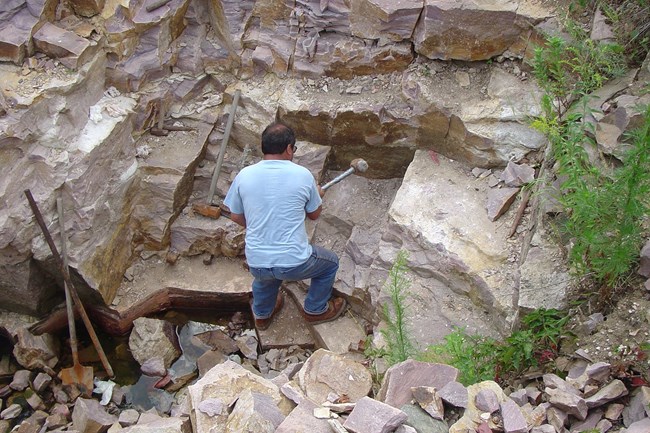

{"left": 33, "top": 22, "right": 93, "bottom": 70}
{"left": 297, "top": 349, "right": 372, "bottom": 404}
{"left": 343, "top": 396, "right": 408, "bottom": 433}
{"left": 499, "top": 161, "right": 535, "bottom": 187}
{"left": 377, "top": 359, "right": 459, "bottom": 408}
{"left": 486, "top": 187, "right": 519, "bottom": 221}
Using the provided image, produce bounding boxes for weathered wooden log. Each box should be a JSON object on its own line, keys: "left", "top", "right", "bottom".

{"left": 30, "top": 287, "right": 251, "bottom": 336}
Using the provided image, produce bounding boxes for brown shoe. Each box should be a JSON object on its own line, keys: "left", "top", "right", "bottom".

{"left": 254, "top": 291, "right": 285, "bottom": 331}
{"left": 302, "top": 297, "right": 347, "bottom": 325}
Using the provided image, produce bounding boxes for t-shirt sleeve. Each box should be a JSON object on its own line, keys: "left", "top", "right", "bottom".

{"left": 305, "top": 178, "right": 322, "bottom": 213}
{"left": 224, "top": 177, "right": 244, "bottom": 214}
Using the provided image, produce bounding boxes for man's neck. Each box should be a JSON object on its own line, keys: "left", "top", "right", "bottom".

{"left": 263, "top": 153, "right": 292, "bottom": 161}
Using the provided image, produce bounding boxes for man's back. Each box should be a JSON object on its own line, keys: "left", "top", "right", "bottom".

{"left": 224, "top": 160, "right": 321, "bottom": 268}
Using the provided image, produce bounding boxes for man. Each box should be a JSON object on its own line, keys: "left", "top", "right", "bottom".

{"left": 224, "top": 121, "right": 346, "bottom": 330}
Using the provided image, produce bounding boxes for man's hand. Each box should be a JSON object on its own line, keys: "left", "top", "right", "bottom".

{"left": 318, "top": 186, "right": 325, "bottom": 198}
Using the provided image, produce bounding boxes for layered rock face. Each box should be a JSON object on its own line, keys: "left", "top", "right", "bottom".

{"left": 0, "top": 0, "right": 559, "bottom": 320}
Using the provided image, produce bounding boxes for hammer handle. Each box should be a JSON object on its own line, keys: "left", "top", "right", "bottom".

{"left": 321, "top": 167, "right": 355, "bottom": 190}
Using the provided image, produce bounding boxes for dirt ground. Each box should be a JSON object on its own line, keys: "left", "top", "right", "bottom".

{"left": 563, "top": 283, "right": 650, "bottom": 381}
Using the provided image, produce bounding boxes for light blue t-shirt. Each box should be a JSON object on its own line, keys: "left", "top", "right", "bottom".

{"left": 223, "top": 160, "right": 322, "bottom": 268}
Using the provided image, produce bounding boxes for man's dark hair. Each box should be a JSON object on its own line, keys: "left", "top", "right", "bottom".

{"left": 261, "top": 122, "right": 296, "bottom": 155}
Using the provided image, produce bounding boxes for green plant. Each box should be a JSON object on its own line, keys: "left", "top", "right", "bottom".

{"left": 421, "top": 309, "right": 571, "bottom": 385}
{"left": 419, "top": 328, "right": 500, "bottom": 386}
{"left": 531, "top": 21, "right": 625, "bottom": 116}
{"left": 553, "top": 105, "right": 650, "bottom": 286}
{"left": 378, "top": 250, "right": 417, "bottom": 366}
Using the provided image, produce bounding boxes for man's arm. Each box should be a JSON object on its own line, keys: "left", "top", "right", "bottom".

{"left": 306, "top": 206, "right": 322, "bottom": 220}
{"left": 230, "top": 212, "right": 246, "bottom": 227}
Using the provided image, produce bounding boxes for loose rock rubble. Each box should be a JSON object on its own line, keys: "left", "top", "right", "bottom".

{"left": 2, "top": 341, "right": 650, "bottom": 433}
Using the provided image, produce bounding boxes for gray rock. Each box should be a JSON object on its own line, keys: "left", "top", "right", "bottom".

{"left": 32, "top": 372, "right": 52, "bottom": 393}
{"left": 378, "top": 359, "right": 458, "bottom": 409}
{"left": 349, "top": 0, "right": 421, "bottom": 42}
{"left": 570, "top": 409, "right": 603, "bottom": 433}
{"left": 297, "top": 349, "right": 372, "bottom": 404}
{"left": 438, "top": 381, "right": 469, "bottom": 408}
{"left": 235, "top": 335, "right": 259, "bottom": 360}
{"left": 585, "top": 380, "right": 628, "bottom": 409}
{"left": 625, "top": 417, "right": 650, "bottom": 433}
{"left": 411, "top": 386, "right": 444, "bottom": 419}
{"left": 402, "top": 404, "right": 449, "bottom": 433}
{"left": 129, "top": 318, "right": 180, "bottom": 369}
{"left": 509, "top": 389, "right": 528, "bottom": 407}
{"left": 623, "top": 387, "right": 650, "bottom": 426}
{"left": 1, "top": 403, "right": 22, "bottom": 420}
{"left": 10, "top": 369, "right": 31, "bottom": 391}
{"left": 413, "top": 0, "right": 551, "bottom": 61}
{"left": 543, "top": 374, "right": 581, "bottom": 396}
{"left": 501, "top": 399, "right": 528, "bottom": 433}
{"left": 343, "top": 396, "right": 408, "bottom": 433}
{"left": 605, "top": 402, "right": 625, "bottom": 420}
{"left": 118, "top": 409, "right": 140, "bottom": 427}
{"left": 531, "top": 425, "right": 556, "bottom": 433}
{"left": 140, "top": 357, "right": 167, "bottom": 377}
{"left": 546, "top": 387, "right": 588, "bottom": 420}
{"left": 12, "top": 328, "right": 60, "bottom": 371}
{"left": 72, "top": 398, "right": 118, "bottom": 433}
{"left": 225, "top": 390, "right": 285, "bottom": 432}
{"left": 591, "top": 6, "right": 616, "bottom": 42}
{"left": 546, "top": 406, "right": 568, "bottom": 432}
{"left": 33, "top": 22, "right": 94, "bottom": 70}
{"left": 639, "top": 240, "right": 650, "bottom": 277}
{"left": 121, "top": 416, "right": 191, "bottom": 433}
{"left": 275, "top": 398, "right": 331, "bottom": 433}
{"left": 188, "top": 360, "right": 291, "bottom": 433}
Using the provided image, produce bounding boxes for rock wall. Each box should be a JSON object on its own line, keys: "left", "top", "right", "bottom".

{"left": 0, "top": 0, "right": 557, "bottom": 316}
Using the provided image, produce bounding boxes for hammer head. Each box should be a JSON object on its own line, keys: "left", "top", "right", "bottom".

{"left": 350, "top": 158, "right": 369, "bottom": 173}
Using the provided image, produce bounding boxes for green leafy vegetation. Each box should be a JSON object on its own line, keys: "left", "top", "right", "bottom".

{"left": 419, "top": 309, "right": 571, "bottom": 386}
{"left": 366, "top": 250, "right": 417, "bottom": 366}
{"left": 530, "top": 8, "right": 650, "bottom": 290}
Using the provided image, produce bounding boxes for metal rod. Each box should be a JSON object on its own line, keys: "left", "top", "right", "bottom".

{"left": 321, "top": 167, "right": 355, "bottom": 190}
{"left": 207, "top": 89, "right": 241, "bottom": 205}
{"left": 25, "top": 190, "right": 114, "bottom": 378}
{"left": 57, "top": 197, "right": 79, "bottom": 366}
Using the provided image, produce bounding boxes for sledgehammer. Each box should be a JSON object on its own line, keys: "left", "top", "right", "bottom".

{"left": 321, "top": 158, "right": 369, "bottom": 191}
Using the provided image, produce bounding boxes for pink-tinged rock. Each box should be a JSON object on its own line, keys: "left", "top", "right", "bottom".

{"left": 343, "top": 396, "right": 407, "bottom": 433}
{"left": 275, "top": 398, "right": 331, "bottom": 433}
{"left": 411, "top": 386, "right": 444, "bottom": 420}
{"left": 414, "top": 0, "right": 523, "bottom": 61}
{"left": 546, "top": 406, "right": 567, "bottom": 432}
{"left": 33, "top": 22, "right": 93, "bottom": 70}
{"left": 377, "top": 360, "right": 458, "bottom": 409}
{"left": 486, "top": 187, "right": 519, "bottom": 221}
{"left": 350, "top": 0, "right": 422, "bottom": 42}
{"left": 626, "top": 418, "right": 650, "bottom": 433}
{"left": 0, "top": 0, "right": 57, "bottom": 64}
{"left": 500, "top": 399, "right": 527, "bottom": 433}
{"left": 476, "top": 388, "right": 500, "bottom": 413}
{"left": 68, "top": 0, "right": 105, "bottom": 17}
{"left": 545, "top": 387, "right": 588, "bottom": 421}
{"left": 71, "top": 398, "right": 118, "bottom": 432}
{"left": 570, "top": 409, "right": 603, "bottom": 433}
{"left": 499, "top": 161, "right": 535, "bottom": 187}
{"left": 438, "top": 381, "right": 468, "bottom": 408}
{"left": 585, "top": 380, "right": 628, "bottom": 409}
{"left": 293, "top": 31, "right": 413, "bottom": 79}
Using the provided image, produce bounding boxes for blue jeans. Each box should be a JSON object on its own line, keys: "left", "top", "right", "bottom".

{"left": 248, "top": 245, "right": 339, "bottom": 319}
